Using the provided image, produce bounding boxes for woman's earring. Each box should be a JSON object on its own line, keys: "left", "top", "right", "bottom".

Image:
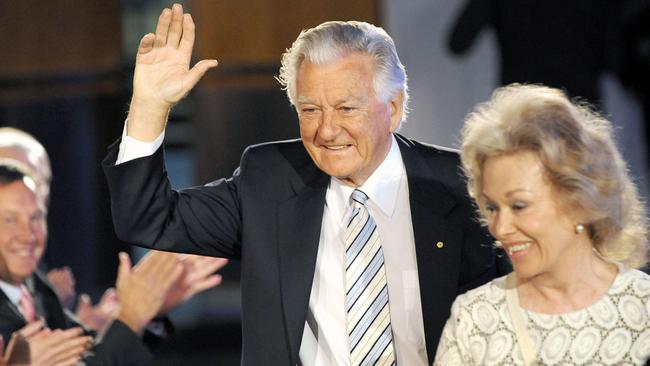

{"left": 494, "top": 240, "right": 503, "bottom": 247}
{"left": 575, "top": 224, "right": 585, "bottom": 234}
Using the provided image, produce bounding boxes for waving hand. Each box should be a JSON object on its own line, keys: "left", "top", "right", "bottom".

{"left": 128, "top": 3, "right": 218, "bottom": 141}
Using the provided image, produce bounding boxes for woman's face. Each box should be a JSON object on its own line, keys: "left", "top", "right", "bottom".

{"left": 480, "top": 151, "right": 581, "bottom": 280}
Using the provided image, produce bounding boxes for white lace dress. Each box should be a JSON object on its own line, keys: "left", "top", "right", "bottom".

{"left": 434, "top": 268, "right": 650, "bottom": 365}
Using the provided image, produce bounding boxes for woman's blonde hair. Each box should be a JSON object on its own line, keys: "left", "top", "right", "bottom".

{"left": 460, "top": 84, "right": 648, "bottom": 268}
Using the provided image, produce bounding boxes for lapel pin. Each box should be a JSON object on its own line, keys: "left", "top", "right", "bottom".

{"left": 435, "top": 241, "right": 444, "bottom": 249}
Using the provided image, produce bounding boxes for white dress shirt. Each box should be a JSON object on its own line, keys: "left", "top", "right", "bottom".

{"left": 0, "top": 280, "right": 22, "bottom": 307}
{"left": 298, "top": 136, "right": 427, "bottom": 366}
{"left": 117, "top": 128, "right": 427, "bottom": 365}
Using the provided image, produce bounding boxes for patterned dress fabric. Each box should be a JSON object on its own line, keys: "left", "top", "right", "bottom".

{"left": 435, "top": 268, "right": 650, "bottom": 365}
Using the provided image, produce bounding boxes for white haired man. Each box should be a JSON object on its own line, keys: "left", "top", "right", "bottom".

{"left": 104, "top": 4, "right": 509, "bottom": 365}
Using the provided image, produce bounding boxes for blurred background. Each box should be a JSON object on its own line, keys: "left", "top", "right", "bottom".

{"left": 1, "top": 0, "right": 648, "bottom": 364}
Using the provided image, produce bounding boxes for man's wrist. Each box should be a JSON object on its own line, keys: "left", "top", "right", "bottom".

{"left": 126, "top": 97, "right": 170, "bottom": 142}
{"left": 116, "top": 310, "right": 149, "bottom": 336}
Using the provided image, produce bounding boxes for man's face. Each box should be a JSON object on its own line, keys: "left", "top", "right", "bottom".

{"left": 296, "top": 52, "right": 403, "bottom": 187}
{"left": 0, "top": 181, "right": 46, "bottom": 285}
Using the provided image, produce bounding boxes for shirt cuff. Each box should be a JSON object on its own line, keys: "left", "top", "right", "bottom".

{"left": 116, "top": 120, "right": 165, "bottom": 164}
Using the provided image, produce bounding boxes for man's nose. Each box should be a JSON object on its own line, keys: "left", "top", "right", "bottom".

{"left": 317, "top": 110, "right": 341, "bottom": 139}
{"left": 17, "top": 222, "right": 37, "bottom": 243}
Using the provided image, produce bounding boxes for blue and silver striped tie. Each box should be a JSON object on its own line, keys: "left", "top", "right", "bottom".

{"left": 345, "top": 189, "right": 396, "bottom": 366}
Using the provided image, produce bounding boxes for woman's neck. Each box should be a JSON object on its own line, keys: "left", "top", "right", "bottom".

{"left": 517, "top": 245, "right": 618, "bottom": 314}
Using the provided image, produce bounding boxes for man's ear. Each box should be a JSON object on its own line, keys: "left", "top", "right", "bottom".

{"left": 389, "top": 91, "right": 404, "bottom": 132}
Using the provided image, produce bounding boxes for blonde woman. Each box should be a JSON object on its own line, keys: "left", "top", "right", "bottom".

{"left": 435, "top": 84, "right": 650, "bottom": 365}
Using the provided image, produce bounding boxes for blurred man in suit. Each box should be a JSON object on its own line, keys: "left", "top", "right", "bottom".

{"left": 0, "top": 162, "right": 188, "bottom": 364}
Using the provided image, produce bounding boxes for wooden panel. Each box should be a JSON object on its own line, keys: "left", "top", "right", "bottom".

{"left": 189, "top": 0, "right": 378, "bottom": 65}
{"left": 0, "top": 1, "right": 121, "bottom": 78}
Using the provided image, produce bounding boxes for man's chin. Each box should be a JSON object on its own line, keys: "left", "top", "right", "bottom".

{"left": 9, "top": 264, "right": 37, "bottom": 281}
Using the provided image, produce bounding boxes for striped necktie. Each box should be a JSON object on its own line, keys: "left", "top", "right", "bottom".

{"left": 345, "top": 189, "right": 396, "bottom": 366}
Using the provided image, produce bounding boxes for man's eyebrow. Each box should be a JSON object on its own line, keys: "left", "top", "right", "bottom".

{"left": 297, "top": 96, "right": 314, "bottom": 104}
{"left": 0, "top": 210, "right": 16, "bottom": 218}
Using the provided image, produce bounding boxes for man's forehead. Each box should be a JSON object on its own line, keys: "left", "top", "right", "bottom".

{"left": 0, "top": 181, "right": 39, "bottom": 207}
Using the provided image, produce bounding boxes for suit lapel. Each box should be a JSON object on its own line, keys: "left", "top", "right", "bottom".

{"left": 397, "top": 135, "right": 463, "bottom": 361}
{"left": 32, "top": 271, "right": 69, "bottom": 329}
{"left": 275, "top": 136, "right": 464, "bottom": 362}
{"left": 0, "top": 287, "right": 24, "bottom": 321}
{"left": 277, "top": 161, "right": 328, "bottom": 363}
{"left": 0, "top": 283, "right": 28, "bottom": 346}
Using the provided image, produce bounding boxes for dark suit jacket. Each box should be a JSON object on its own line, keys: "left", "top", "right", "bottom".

{"left": 103, "top": 134, "right": 508, "bottom": 365}
{"left": 0, "top": 271, "right": 153, "bottom": 366}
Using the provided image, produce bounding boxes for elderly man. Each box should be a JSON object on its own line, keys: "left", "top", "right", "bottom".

{"left": 104, "top": 4, "right": 507, "bottom": 365}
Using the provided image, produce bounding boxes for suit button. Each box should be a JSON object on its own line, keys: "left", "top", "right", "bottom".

{"left": 436, "top": 241, "right": 444, "bottom": 249}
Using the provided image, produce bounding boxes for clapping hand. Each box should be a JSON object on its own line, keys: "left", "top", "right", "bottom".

{"left": 115, "top": 251, "right": 183, "bottom": 334}
{"left": 75, "top": 288, "right": 120, "bottom": 333}
{"left": 4, "top": 320, "right": 92, "bottom": 366}
{"left": 159, "top": 254, "right": 228, "bottom": 313}
{"left": 47, "top": 267, "right": 76, "bottom": 310}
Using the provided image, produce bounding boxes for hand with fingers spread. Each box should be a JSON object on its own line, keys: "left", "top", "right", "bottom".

{"left": 128, "top": 2, "right": 218, "bottom": 141}
{"left": 75, "top": 288, "right": 120, "bottom": 334}
{"left": 5, "top": 320, "right": 92, "bottom": 366}
{"left": 115, "top": 251, "right": 183, "bottom": 334}
{"left": 159, "top": 254, "right": 228, "bottom": 314}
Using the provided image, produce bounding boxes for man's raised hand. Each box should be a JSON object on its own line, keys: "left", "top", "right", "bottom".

{"left": 128, "top": 3, "right": 218, "bottom": 142}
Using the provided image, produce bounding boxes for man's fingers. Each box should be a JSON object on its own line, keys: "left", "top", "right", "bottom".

{"left": 54, "top": 354, "right": 83, "bottom": 366}
{"left": 153, "top": 8, "right": 172, "bottom": 48}
{"left": 30, "top": 328, "right": 53, "bottom": 341}
{"left": 133, "top": 251, "right": 183, "bottom": 295}
{"left": 186, "top": 257, "right": 228, "bottom": 282}
{"left": 190, "top": 274, "right": 223, "bottom": 297}
{"left": 185, "top": 59, "right": 219, "bottom": 91}
{"left": 116, "top": 252, "right": 132, "bottom": 286}
{"left": 15, "top": 320, "right": 45, "bottom": 338}
{"left": 38, "top": 332, "right": 92, "bottom": 365}
{"left": 154, "top": 254, "right": 184, "bottom": 290}
{"left": 136, "top": 250, "right": 175, "bottom": 275}
{"left": 45, "top": 327, "right": 84, "bottom": 343}
{"left": 137, "top": 33, "right": 155, "bottom": 56}
{"left": 75, "top": 294, "right": 92, "bottom": 315}
{"left": 149, "top": 253, "right": 184, "bottom": 294}
{"left": 179, "top": 13, "right": 196, "bottom": 57}
{"left": 167, "top": 3, "right": 184, "bottom": 48}
{"left": 99, "top": 287, "right": 118, "bottom": 305}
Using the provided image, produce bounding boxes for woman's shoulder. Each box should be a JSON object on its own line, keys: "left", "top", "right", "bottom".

{"left": 611, "top": 268, "right": 650, "bottom": 298}
{"left": 452, "top": 274, "right": 510, "bottom": 310}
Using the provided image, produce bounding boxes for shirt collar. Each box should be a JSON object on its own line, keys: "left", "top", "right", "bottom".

{"left": 328, "top": 135, "right": 404, "bottom": 220}
{"left": 0, "top": 279, "right": 22, "bottom": 305}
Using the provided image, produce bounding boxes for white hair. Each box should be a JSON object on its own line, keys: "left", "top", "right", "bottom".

{"left": 277, "top": 21, "right": 409, "bottom": 125}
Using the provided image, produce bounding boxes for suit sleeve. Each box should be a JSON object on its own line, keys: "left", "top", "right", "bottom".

{"left": 442, "top": 155, "right": 511, "bottom": 294}
{"left": 457, "top": 219, "right": 510, "bottom": 294}
{"left": 102, "top": 139, "right": 244, "bottom": 258}
{"left": 83, "top": 320, "right": 153, "bottom": 366}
